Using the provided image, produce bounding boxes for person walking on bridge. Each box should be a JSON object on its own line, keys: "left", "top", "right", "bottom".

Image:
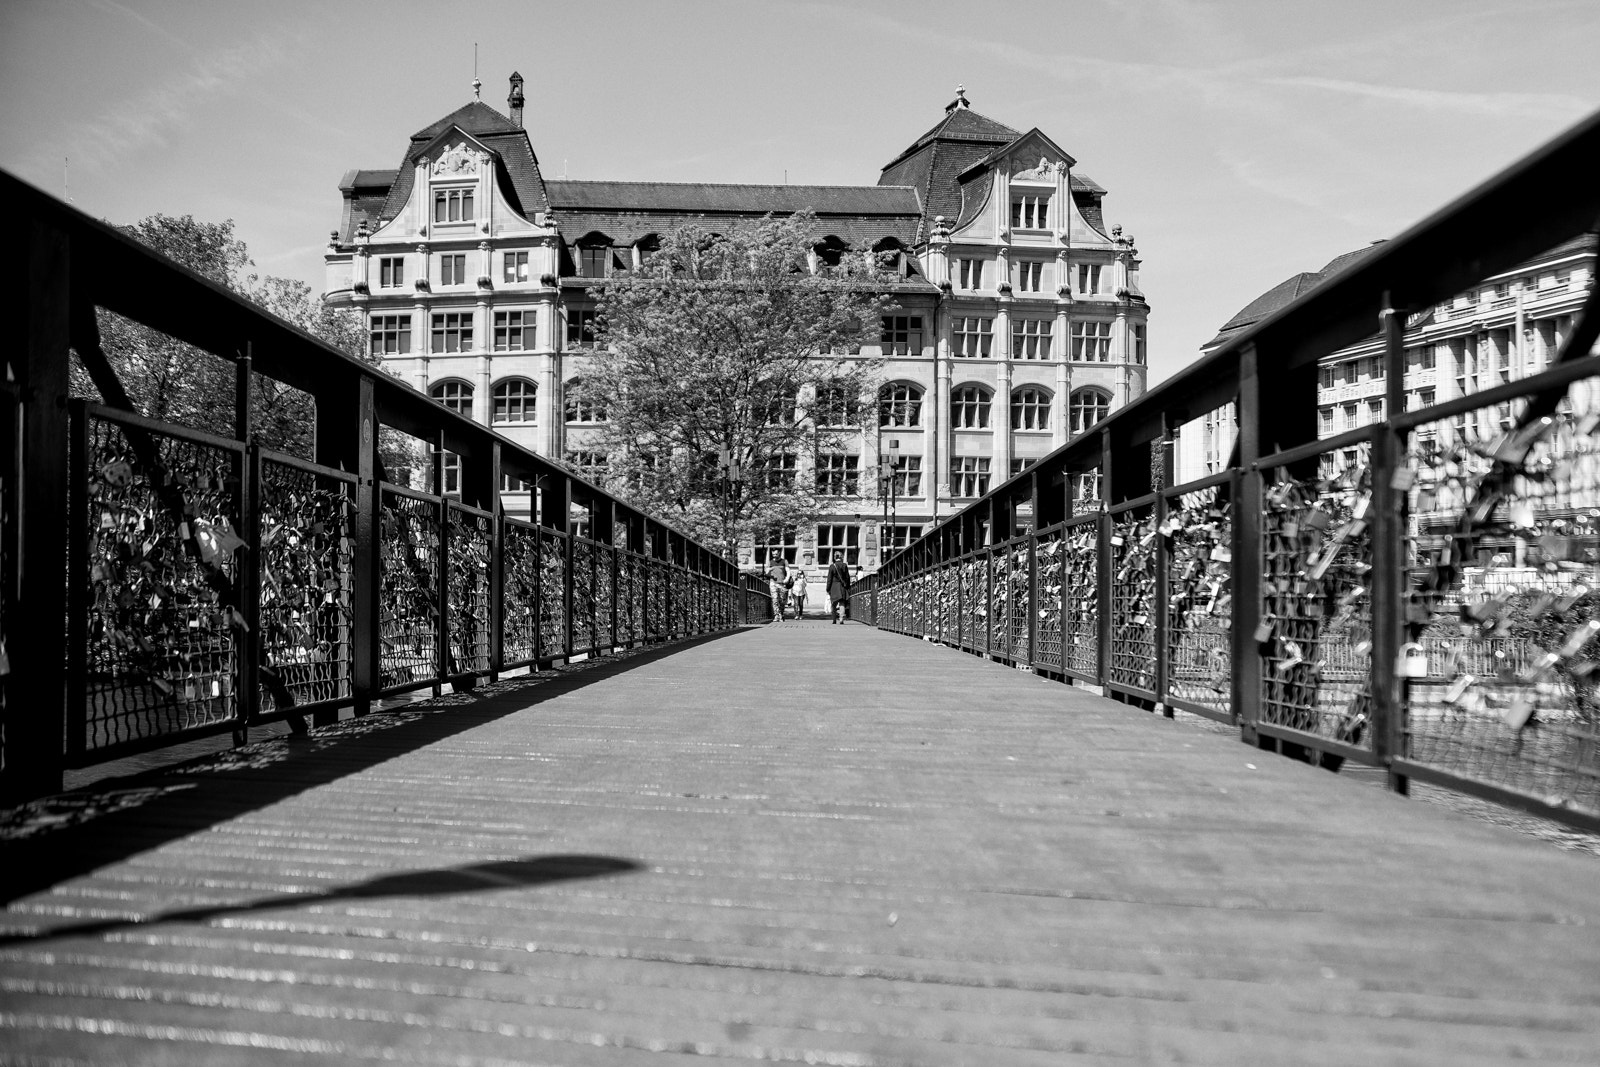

{"left": 790, "top": 566, "right": 809, "bottom": 619}
{"left": 767, "top": 558, "right": 790, "bottom": 622}
{"left": 826, "top": 556, "right": 851, "bottom": 624}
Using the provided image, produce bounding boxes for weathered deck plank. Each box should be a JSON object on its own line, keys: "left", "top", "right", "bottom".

{"left": 4, "top": 623, "right": 1600, "bottom": 1064}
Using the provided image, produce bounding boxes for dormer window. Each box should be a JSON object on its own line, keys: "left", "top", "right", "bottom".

{"left": 433, "top": 188, "right": 475, "bottom": 224}
{"left": 1011, "top": 193, "right": 1050, "bottom": 230}
{"left": 579, "top": 245, "right": 609, "bottom": 278}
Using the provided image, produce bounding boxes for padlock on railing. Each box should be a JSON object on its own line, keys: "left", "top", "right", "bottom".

{"left": 1396, "top": 642, "right": 1429, "bottom": 679}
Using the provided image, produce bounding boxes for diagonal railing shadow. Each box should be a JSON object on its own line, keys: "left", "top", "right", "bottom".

{"left": 0, "top": 630, "right": 744, "bottom": 904}
{"left": 0, "top": 854, "right": 641, "bottom": 947}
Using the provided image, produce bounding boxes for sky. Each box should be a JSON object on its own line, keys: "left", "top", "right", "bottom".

{"left": 2, "top": 0, "right": 1598, "bottom": 384}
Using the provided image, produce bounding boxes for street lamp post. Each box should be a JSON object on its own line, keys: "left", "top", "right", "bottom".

{"left": 878, "top": 437, "right": 900, "bottom": 562}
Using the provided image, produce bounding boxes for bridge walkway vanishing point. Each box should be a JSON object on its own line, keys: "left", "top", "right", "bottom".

{"left": 4, "top": 620, "right": 1600, "bottom": 1066}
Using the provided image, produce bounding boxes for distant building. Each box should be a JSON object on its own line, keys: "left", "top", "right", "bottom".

{"left": 1176, "top": 235, "right": 1598, "bottom": 485}
{"left": 325, "top": 79, "right": 1150, "bottom": 572}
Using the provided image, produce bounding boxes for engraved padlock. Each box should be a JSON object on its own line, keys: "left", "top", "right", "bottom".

{"left": 1396, "top": 642, "right": 1429, "bottom": 679}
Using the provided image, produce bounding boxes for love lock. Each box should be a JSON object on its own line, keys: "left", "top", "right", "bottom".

{"left": 1396, "top": 641, "right": 1429, "bottom": 679}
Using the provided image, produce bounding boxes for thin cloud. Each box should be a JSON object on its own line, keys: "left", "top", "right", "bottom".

{"left": 1265, "top": 75, "right": 1593, "bottom": 122}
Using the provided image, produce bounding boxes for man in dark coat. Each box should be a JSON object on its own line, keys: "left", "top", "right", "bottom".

{"left": 826, "top": 556, "right": 851, "bottom": 624}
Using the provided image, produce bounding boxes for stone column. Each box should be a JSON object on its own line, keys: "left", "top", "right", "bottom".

{"left": 1054, "top": 296, "right": 1073, "bottom": 448}
{"left": 413, "top": 302, "right": 429, "bottom": 393}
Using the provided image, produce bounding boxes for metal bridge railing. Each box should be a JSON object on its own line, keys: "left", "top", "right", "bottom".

{"left": 1, "top": 170, "right": 771, "bottom": 803}
{"left": 871, "top": 108, "right": 1600, "bottom": 833}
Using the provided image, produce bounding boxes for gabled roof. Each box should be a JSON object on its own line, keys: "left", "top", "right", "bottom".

{"left": 348, "top": 99, "right": 549, "bottom": 239}
{"left": 958, "top": 127, "right": 1077, "bottom": 179}
{"left": 410, "top": 100, "right": 522, "bottom": 141}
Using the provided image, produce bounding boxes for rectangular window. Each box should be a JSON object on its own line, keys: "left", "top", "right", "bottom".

{"left": 953, "top": 316, "right": 994, "bottom": 358}
{"left": 1320, "top": 408, "right": 1334, "bottom": 435}
{"left": 1132, "top": 324, "right": 1146, "bottom": 364}
{"left": 1319, "top": 365, "right": 1336, "bottom": 390}
{"left": 1009, "top": 457, "right": 1037, "bottom": 477}
{"left": 1011, "top": 194, "right": 1050, "bottom": 229}
{"left": 879, "top": 524, "right": 923, "bottom": 553}
{"left": 368, "top": 314, "right": 411, "bottom": 356}
{"left": 565, "top": 309, "right": 597, "bottom": 348}
{"left": 1014, "top": 260, "right": 1044, "bottom": 293}
{"left": 503, "top": 250, "right": 530, "bottom": 284}
{"left": 815, "top": 454, "right": 860, "bottom": 497}
{"left": 1367, "top": 398, "right": 1384, "bottom": 424}
{"left": 1012, "top": 317, "right": 1052, "bottom": 359}
{"left": 1071, "top": 320, "right": 1111, "bottom": 362}
{"left": 432, "top": 188, "right": 474, "bottom": 223}
{"left": 378, "top": 257, "right": 405, "bottom": 288}
{"left": 755, "top": 453, "right": 797, "bottom": 490}
{"left": 430, "top": 312, "right": 472, "bottom": 353}
{"left": 493, "top": 310, "right": 534, "bottom": 352}
{"left": 880, "top": 315, "right": 924, "bottom": 356}
{"left": 753, "top": 528, "right": 797, "bottom": 566}
{"left": 440, "top": 253, "right": 466, "bottom": 286}
{"left": 1343, "top": 402, "right": 1358, "bottom": 431}
{"left": 579, "top": 246, "right": 608, "bottom": 278}
{"left": 958, "top": 258, "right": 984, "bottom": 290}
{"left": 1341, "top": 361, "right": 1357, "bottom": 386}
{"left": 564, "top": 449, "right": 606, "bottom": 483}
{"left": 440, "top": 452, "right": 461, "bottom": 495}
{"left": 885, "top": 455, "right": 922, "bottom": 497}
{"left": 816, "top": 524, "right": 861, "bottom": 566}
{"left": 951, "top": 456, "right": 991, "bottom": 498}
{"left": 1077, "top": 263, "right": 1102, "bottom": 295}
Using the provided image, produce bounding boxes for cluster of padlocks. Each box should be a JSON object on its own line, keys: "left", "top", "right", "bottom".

{"left": 85, "top": 421, "right": 241, "bottom": 739}
{"left": 1164, "top": 487, "right": 1233, "bottom": 711}
{"left": 377, "top": 491, "right": 442, "bottom": 687}
{"left": 257, "top": 461, "right": 353, "bottom": 710}
{"left": 1109, "top": 510, "right": 1158, "bottom": 690}
{"left": 445, "top": 507, "right": 493, "bottom": 673}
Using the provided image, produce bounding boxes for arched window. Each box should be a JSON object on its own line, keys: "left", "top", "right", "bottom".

{"left": 814, "top": 236, "right": 847, "bottom": 268}
{"left": 430, "top": 379, "right": 473, "bottom": 415}
{"left": 564, "top": 378, "right": 606, "bottom": 424}
{"left": 950, "top": 385, "right": 991, "bottom": 429}
{"left": 1069, "top": 388, "right": 1111, "bottom": 436}
{"left": 1011, "top": 387, "right": 1052, "bottom": 431}
{"left": 491, "top": 379, "right": 536, "bottom": 424}
{"left": 878, "top": 382, "right": 923, "bottom": 428}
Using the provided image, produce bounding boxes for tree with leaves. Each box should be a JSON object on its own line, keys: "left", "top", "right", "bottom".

{"left": 72, "top": 213, "right": 370, "bottom": 460}
{"left": 577, "top": 212, "right": 897, "bottom": 558}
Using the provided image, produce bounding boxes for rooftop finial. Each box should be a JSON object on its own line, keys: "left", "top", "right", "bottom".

{"left": 956, "top": 84, "right": 967, "bottom": 107}
{"left": 472, "top": 43, "right": 481, "bottom": 99}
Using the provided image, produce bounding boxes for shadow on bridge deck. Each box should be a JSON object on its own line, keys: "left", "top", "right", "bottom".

{"left": 4, "top": 621, "right": 1599, "bottom": 1064}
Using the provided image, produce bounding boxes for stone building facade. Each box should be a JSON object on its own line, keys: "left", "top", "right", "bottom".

{"left": 325, "top": 80, "right": 1150, "bottom": 574}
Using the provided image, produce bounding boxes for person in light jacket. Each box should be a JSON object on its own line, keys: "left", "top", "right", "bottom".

{"left": 790, "top": 566, "right": 809, "bottom": 619}
{"left": 767, "top": 558, "right": 789, "bottom": 622}
{"left": 826, "top": 556, "right": 851, "bottom": 624}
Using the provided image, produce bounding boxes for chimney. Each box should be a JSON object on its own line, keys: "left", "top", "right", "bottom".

{"left": 508, "top": 71, "right": 525, "bottom": 128}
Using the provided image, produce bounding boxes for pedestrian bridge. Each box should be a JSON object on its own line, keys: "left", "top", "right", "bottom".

{"left": 5, "top": 619, "right": 1599, "bottom": 1064}
{"left": 6, "top": 112, "right": 1600, "bottom": 1062}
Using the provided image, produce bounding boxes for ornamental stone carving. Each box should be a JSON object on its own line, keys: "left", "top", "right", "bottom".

{"left": 433, "top": 142, "right": 481, "bottom": 176}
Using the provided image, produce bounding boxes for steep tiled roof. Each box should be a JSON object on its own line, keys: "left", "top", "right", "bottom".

{"left": 1204, "top": 243, "right": 1389, "bottom": 349}
{"left": 879, "top": 105, "right": 1020, "bottom": 239}
{"left": 545, "top": 180, "right": 923, "bottom": 252}
{"left": 410, "top": 100, "right": 522, "bottom": 141}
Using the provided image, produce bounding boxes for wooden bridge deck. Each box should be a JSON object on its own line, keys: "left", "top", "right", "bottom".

{"left": 4, "top": 620, "right": 1600, "bottom": 1065}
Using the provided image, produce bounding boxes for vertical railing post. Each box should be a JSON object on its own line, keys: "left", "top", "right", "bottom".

{"left": 1028, "top": 473, "right": 1039, "bottom": 669}
{"left": 433, "top": 429, "right": 449, "bottom": 696}
{"left": 1154, "top": 415, "right": 1175, "bottom": 716}
{"left": 238, "top": 442, "right": 261, "bottom": 740}
{"left": 8, "top": 219, "right": 72, "bottom": 802}
{"left": 1374, "top": 295, "right": 1410, "bottom": 794}
{"left": 1233, "top": 344, "right": 1264, "bottom": 738}
{"left": 1098, "top": 430, "right": 1114, "bottom": 686}
{"left": 487, "top": 442, "right": 503, "bottom": 680}
{"left": 65, "top": 399, "right": 89, "bottom": 761}
{"left": 351, "top": 377, "right": 377, "bottom": 716}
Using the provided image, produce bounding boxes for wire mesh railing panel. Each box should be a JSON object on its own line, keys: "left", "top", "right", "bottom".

{"left": 571, "top": 538, "right": 597, "bottom": 653}
{"left": 981, "top": 551, "right": 1004, "bottom": 657}
{"left": 501, "top": 521, "right": 539, "bottom": 664}
{"left": 538, "top": 528, "right": 567, "bottom": 657}
{"left": 378, "top": 488, "right": 440, "bottom": 691}
{"left": 1400, "top": 375, "right": 1600, "bottom": 815}
{"left": 258, "top": 458, "right": 353, "bottom": 713}
{"left": 1035, "top": 529, "right": 1064, "bottom": 670}
{"left": 1007, "top": 541, "right": 1031, "bottom": 663}
{"left": 937, "top": 563, "right": 958, "bottom": 643}
{"left": 1062, "top": 520, "right": 1100, "bottom": 680}
{"left": 446, "top": 504, "right": 492, "bottom": 675}
{"left": 1109, "top": 507, "right": 1157, "bottom": 692}
{"left": 596, "top": 543, "right": 616, "bottom": 646}
{"left": 1165, "top": 484, "right": 1233, "bottom": 717}
{"left": 681, "top": 572, "right": 694, "bottom": 639}
{"left": 616, "top": 553, "right": 638, "bottom": 643}
{"left": 81, "top": 414, "right": 242, "bottom": 749}
{"left": 1257, "top": 457, "right": 1375, "bottom": 753}
{"left": 646, "top": 560, "right": 668, "bottom": 638}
